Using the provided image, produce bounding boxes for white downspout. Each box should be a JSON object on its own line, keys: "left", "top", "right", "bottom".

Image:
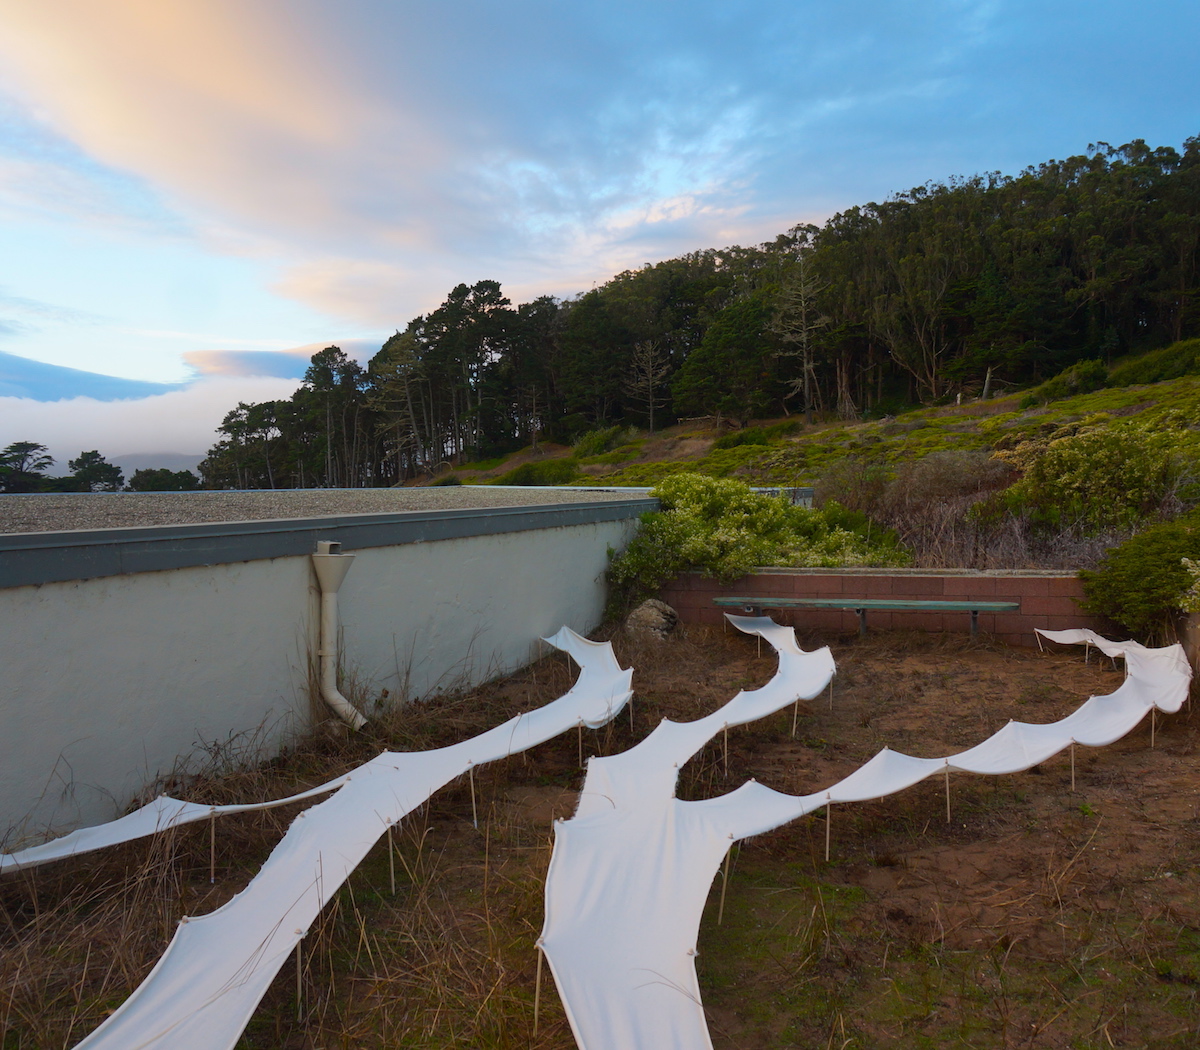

{"left": 311, "top": 540, "right": 368, "bottom": 730}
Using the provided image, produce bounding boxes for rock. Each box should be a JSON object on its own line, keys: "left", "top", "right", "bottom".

{"left": 625, "top": 599, "right": 679, "bottom": 641}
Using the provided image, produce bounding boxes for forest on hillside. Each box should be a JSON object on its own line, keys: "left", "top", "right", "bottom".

{"left": 197, "top": 137, "right": 1200, "bottom": 489}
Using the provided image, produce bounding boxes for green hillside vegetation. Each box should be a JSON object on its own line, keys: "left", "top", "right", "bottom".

{"left": 442, "top": 339, "right": 1200, "bottom": 636}
{"left": 177, "top": 136, "right": 1200, "bottom": 492}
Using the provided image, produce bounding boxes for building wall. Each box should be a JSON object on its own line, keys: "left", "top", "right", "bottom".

{"left": 0, "top": 505, "right": 647, "bottom": 843}
{"left": 660, "top": 568, "right": 1106, "bottom": 648}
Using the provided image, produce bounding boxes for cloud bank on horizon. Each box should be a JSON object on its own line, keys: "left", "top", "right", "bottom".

{"left": 0, "top": 0, "right": 1197, "bottom": 460}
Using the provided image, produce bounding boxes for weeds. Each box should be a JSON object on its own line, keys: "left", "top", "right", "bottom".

{"left": 3, "top": 628, "right": 1198, "bottom": 1048}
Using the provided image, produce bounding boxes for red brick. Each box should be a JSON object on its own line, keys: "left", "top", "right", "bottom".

{"left": 992, "top": 612, "right": 1031, "bottom": 633}
{"left": 1039, "top": 597, "right": 1082, "bottom": 617}
{"left": 900, "top": 577, "right": 944, "bottom": 596}
{"left": 1047, "top": 576, "right": 1084, "bottom": 597}
{"left": 753, "top": 575, "right": 787, "bottom": 596}
{"left": 944, "top": 575, "right": 990, "bottom": 596}
{"left": 859, "top": 575, "right": 894, "bottom": 595}
{"left": 1011, "top": 577, "right": 1051, "bottom": 597}
{"left": 807, "top": 576, "right": 844, "bottom": 595}
{"left": 909, "top": 611, "right": 948, "bottom": 633}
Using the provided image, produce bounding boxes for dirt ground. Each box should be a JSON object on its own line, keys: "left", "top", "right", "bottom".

{"left": 2, "top": 624, "right": 1198, "bottom": 1049}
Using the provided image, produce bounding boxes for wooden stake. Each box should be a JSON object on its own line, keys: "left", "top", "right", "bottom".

{"left": 577, "top": 724, "right": 583, "bottom": 768}
{"left": 533, "top": 945, "right": 544, "bottom": 1036}
{"left": 1151, "top": 709, "right": 1156, "bottom": 748}
{"left": 469, "top": 765, "right": 478, "bottom": 829}
{"left": 295, "top": 942, "right": 303, "bottom": 1021}
{"left": 944, "top": 766, "right": 951, "bottom": 824}
{"left": 629, "top": 697, "right": 634, "bottom": 733}
{"left": 824, "top": 801, "right": 832, "bottom": 862}
{"left": 388, "top": 825, "right": 396, "bottom": 895}
{"left": 209, "top": 813, "right": 216, "bottom": 884}
{"left": 723, "top": 726, "right": 729, "bottom": 778}
{"left": 828, "top": 677, "right": 834, "bottom": 713}
{"left": 1036, "top": 631, "right": 1044, "bottom": 653}
{"left": 1070, "top": 743, "right": 1075, "bottom": 793}
{"left": 757, "top": 635, "right": 762, "bottom": 658}
{"left": 791, "top": 697, "right": 799, "bottom": 739}
{"left": 1085, "top": 640, "right": 1090, "bottom": 664}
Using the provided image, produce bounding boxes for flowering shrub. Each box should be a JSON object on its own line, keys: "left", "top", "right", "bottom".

{"left": 999, "top": 414, "right": 1200, "bottom": 532}
{"left": 1179, "top": 558, "right": 1200, "bottom": 614}
{"left": 608, "top": 473, "right": 909, "bottom": 610}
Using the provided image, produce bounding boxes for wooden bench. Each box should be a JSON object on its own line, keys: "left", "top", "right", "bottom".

{"left": 714, "top": 596, "right": 1020, "bottom": 637}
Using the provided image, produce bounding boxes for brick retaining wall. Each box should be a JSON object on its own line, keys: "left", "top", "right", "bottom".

{"left": 659, "top": 568, "right": 1108, "bottom": 649}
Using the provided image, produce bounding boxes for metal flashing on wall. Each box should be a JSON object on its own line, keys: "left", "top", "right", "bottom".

{"left": 0, "top": 498, "right": 658, "bottom": 590}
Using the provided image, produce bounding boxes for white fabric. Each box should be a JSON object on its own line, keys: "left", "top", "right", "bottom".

{"left": 1038, "top": 627, "right": 1194, "bottom": 703}
{"left": 542, "top": 620, "right": 835, "bottom": 1050}
{"left": 1, "top": 628, "right": 628, "bottom": 877}
{"left": 56, "top": 628, "right": 630, "bottom": 1050}
{"left": 541, "top": 627, "right": 1190, "bottom": 1050}
{"left": 0, "top": 783, "right": 350, "bottom": 876}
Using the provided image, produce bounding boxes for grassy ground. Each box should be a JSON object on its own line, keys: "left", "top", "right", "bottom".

{"left": 3, "top": 625, "right": 1198, "bottom": 1048}
{"left": 434, "top": 375, "right": 1200, "bottom": 492}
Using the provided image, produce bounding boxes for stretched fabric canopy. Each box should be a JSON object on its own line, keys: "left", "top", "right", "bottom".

{"left": 542, "top": 618, "right": 835, "bottom": 1050}
{"left": 1, "top": 627, "right": 626, "bottom": 877}
{"left": 40, "top": 627, "right": 630, "bottom": 1050}
{"left": 541, "top": 626, "right": 1190, "bottom": 1050}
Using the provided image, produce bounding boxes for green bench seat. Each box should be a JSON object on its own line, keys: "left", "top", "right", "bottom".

{"left": 713, "top": 596, "right": 1020, "bottom": 636}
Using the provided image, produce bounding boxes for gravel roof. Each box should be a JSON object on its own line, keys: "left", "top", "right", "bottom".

{"left": 0, "top": 487, "right": 651, "bottom": 535}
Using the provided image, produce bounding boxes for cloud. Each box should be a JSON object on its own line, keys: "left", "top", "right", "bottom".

{"left": 0, "top": 374, "right": 302, "bottom": 466}
{"left": 0, "top": 350, "right": 180, "bottom": 400}
{"left": 0, "top": 287, "right": 106, "bottom": 327}
{"left": 0, "top": 0, "right": 1197, "bottom": 335}
{"left": 182, "top": 338, "right": 379, "bottom": 378}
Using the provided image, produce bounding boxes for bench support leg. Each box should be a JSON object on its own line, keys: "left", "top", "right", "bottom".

{"left": 857, "top": 608, "right": 867, "bottom": 637}
{"left": 970, "top": 610, "right": 979, "bottom": 637}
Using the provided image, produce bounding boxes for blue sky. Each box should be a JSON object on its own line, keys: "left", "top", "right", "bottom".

{"left": 1, "top": 0, "right": 1198, "bottom": 463}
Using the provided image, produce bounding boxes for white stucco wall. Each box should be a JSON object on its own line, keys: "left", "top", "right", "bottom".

{"left": 0, "top": 517, "right": 636, "bottom": 843}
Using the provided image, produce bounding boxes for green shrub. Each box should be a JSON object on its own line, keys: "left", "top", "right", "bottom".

{"left": 490, "top": 458, "right": 581, "bottom": 486}
{"left": 573, "top": 425, "right": 639, "bottom": 458}
{"left": 429, "top": 474, "right": 462, "bottom": 486}
{"left": 607, "top": 473, "right": 909, "bottom": 610}
{"left": 1001, "top": 415, "right": 1200, "bottom": 532}
{"left": 1079, "top": 514, "right": 1200, "bottom": 639}
{"left": 712, "top": 421, "right": 801, "bottom": 450}
{"left": 1109, "top": 338, "right": 1200, "bottom": 387}
{"left": 1019, "top": 359, "right": 1109, "bottom": 408}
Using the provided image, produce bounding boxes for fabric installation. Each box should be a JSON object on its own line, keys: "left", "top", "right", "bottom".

{"left": 1, "top": 627, "right": 632, "bottom": 1050}
{"left": 539, "top": 616, "right": 1191, "bottom": 1050}
{"left": 540, "top": 617, "right": 837, "bottom": 1050}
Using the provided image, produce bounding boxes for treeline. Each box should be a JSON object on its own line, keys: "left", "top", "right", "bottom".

{"left": 0, "top": 442, "right": 199, "bottom": 493}
{"left": 201, "top": 136, "right": 1200, "bottom": 488}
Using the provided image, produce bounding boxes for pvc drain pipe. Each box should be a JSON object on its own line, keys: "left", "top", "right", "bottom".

{"left": 311, "top": 541, "right": 368, "bottom": 730}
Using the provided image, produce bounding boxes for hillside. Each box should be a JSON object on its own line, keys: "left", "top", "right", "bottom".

{"left": 438, "top": 373, "right": 1200, "bottom": 491}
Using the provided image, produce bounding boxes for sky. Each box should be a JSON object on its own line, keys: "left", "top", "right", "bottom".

{"left": 0, "top": 0, "right": 1198, "bottom": 467}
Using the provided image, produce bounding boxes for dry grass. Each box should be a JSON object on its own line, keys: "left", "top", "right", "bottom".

{"left": 3, "top": 625, "right": 1200, "bottom": 1048}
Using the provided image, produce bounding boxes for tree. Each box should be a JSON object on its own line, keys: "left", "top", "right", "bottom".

{"left": 621, "top": 340, "right": 672, "bottom": 432}
{"left": 69, "top": 450, "right": 123, "bottom": 492}
{"left": 671, "top": 291, "right": 781, "bottom": 425}
{"left": 127, "top": 468, "right": 201, "bottom": 491}
{"left": 772, "top": 225, "right": 830, "bottom": 422}
{"left": 0, "top": 441, "right": 53, "bottom": 493}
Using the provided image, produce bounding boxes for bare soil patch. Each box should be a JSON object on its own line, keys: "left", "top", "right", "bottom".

{"left": 3, "top": 626, "right": 1198, "bottom": 1048}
